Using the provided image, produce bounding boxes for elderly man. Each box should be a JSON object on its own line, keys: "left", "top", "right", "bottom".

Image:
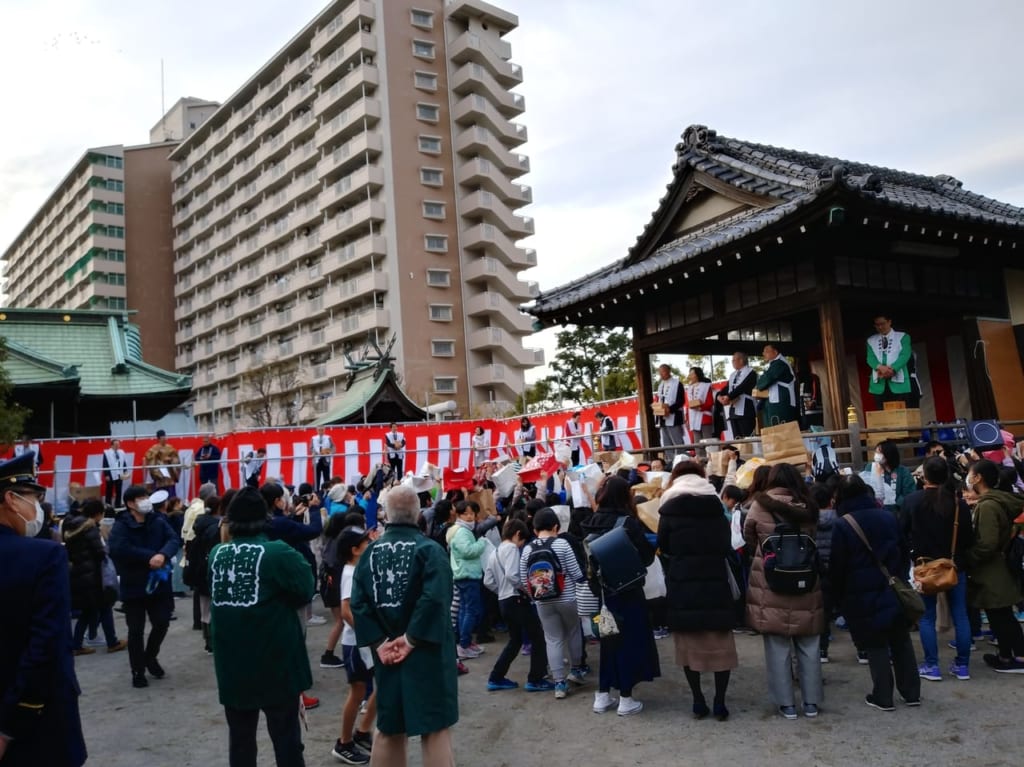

{"left": 351, "top": 485, "right": 457, "bottom": 767}
{"left": 755, "top": 343, "right": 799, "bottom": 426}
{"left": 652, "top": 364, "right": 685, "bottom": 460}
{"left": 209, "top": 487, "right": 314, "bottom": 767}
{"left": 0, "top": 452, "right": 87, "bottom": 767}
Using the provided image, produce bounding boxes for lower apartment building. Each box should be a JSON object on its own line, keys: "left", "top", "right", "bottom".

{"left": 170, "top": 0, "right": 542, "bottom": 430}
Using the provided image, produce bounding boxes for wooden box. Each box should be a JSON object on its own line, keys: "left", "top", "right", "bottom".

{"left": 866, "top": 408, "right": 921, "bottom": 442}
{"left": 650, "top": 402, "right": 669, "bottom": 418}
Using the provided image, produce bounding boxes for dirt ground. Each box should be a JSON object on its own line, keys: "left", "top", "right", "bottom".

{"left": 76, "top": 598, "right": 1023, "bottom": 767}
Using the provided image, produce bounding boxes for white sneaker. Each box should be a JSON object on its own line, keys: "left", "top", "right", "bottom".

{"left": 617, "top": 696, "right": 644, "bottom": 716}
{"left": 306, "top": 615, "right": 327, "bottom": 626}
{"left": 84, "top": 637, "right": 106, "bottom": 647}
{"left": 593, "top": 692, "right": 619, "bottom": 713}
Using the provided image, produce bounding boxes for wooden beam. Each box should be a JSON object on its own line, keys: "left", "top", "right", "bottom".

{"left": 633, "top": 336, "right": 655, "bottom": 451}
{"left": 693, "top": 171, "right": 779, "bottom": 209}
{"left": 818, "top": 298, "right": 850, "bottom": 432}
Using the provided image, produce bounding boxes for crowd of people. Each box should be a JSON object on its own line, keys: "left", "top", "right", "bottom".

{"left": 3, "top": 408, "right": 1024, "bottom": 767}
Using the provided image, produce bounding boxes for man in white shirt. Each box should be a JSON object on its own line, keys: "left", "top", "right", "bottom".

{"left": 385, "top": 423, "right": 406, "bottom": 478}
{"left": 311, "top": 427, "right": 335, "bottom": 491}
{"left": 653, "top": 364, "right": 685, "bottom": 460}
{"left": 565, "top": 411, "right": 583, "bottom": 466}
{"left": 102, "top": 438, "right": 129, "bottom": 507}
{"left": 13, "top": 435, "right": 43, "bottom": 469}
{"left": 717, "top": 352, "right": 758, "bottom": 438}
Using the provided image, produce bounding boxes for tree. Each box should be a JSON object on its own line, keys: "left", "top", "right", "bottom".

{"left": 541, "top": 326, "right": 635, "bottom": 406}
{"left": 515, "top": 377, "right": 562, "bottom": 414}
{"left": 242, "top": 360, "right": 304, "bottom": 427}
{"left": 0, "top": 338, "right": 30, "bottom": 444}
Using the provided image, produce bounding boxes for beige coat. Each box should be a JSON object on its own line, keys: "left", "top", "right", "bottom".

{"left": 743, "top": 488, "right": 824, "bottom": 637}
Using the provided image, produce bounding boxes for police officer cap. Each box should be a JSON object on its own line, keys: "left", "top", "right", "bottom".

{"left": 0, "top": 452, "right": 45, "bottom": 495}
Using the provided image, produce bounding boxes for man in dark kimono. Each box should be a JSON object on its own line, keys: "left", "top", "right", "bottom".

{"left": 352, "top": 485, "right": 457, "bottom": 767}
{"left": 0, "top": 452, "right": 87, "bottom": 767}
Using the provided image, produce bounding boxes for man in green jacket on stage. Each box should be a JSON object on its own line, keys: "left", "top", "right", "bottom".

{"left": 755, "top": 342, "right": 799, "bottom": 426}
{"left": 209, "top": 487, "right": 315, "bottom": 767}
{"left": 867, "top": 313, "right": 913, "bottom": 408}
{"left": 352, "top": 485, "right": 458, "bottom": 767}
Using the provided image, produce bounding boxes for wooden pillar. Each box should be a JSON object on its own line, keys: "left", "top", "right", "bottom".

{"left": 818, "top": 297, "right": 850, "bottom": 431}
{"left": 634, "top": 340, "right": 655, "bottom": 451}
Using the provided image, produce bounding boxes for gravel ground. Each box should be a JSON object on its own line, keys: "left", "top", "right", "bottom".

{"left": 75, "top": 598, "right": 1024, "bottom": 767}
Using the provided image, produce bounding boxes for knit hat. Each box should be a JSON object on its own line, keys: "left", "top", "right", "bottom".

{"left": 227, "top": 487, "right": 269, "bottom": 523}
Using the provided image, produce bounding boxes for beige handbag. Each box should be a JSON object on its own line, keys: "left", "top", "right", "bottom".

{"left": 912, "top": 512, "right": 959, "bottom": 595}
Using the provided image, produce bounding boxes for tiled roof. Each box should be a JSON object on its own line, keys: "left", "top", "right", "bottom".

{"left": 310, "top": 365, "right": 425, "bottom": 425}
{"left": 530, "top": 125, "right": 1024, "bottom": 318}
{"left": 0, "top": 308, "right": 190, "bottom": 397}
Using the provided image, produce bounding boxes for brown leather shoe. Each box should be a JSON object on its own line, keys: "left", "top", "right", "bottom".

{"left": 106, "top": 639, "right": 128, "bottom": 653}
{"left": 73, "top": 647, "right": 96, "bottom": 656}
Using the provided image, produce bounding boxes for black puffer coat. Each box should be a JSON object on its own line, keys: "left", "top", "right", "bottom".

{"left": 657, "top": 491, "right": 735, "bottom": 632}
{"left": 62, "top": 515, "right": 105, "bottom": 611}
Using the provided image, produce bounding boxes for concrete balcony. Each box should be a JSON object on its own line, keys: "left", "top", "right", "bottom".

{"left": 456, "top": 157, "right": 531, "bottom": 207}
{"left": 317, "top": 164, "right": 385, "bottom": 211}
{"left": 324, "top": 307, "right": 390, "bottom": 345}
{"left": 311, "top": 0, "right": 376, "bottom": 58}
{"left": 281, "top": 110, "right": 317, "bottom": 147}
{"left": 464, "top": 291, "right": 534, "bottom": 334}
{"left": 314, "top": 31, "right": 378, "bottom": 89}
{"left": 454, "top": 126, "right": 529, "bottom": 177}
{"left": 462, "top": 255, "right": 535, "bottom": 301}
{"left": 491, "top": 340, "right": 545, "bottom": 368}
{"left": 461, "top": 223, "right": 536, "bottom": 270}
{"left": 451, "top": 94, "right": 527, "bottom": 147}
{"left": 450, "top": 62, "right": 525, "bottom": 118}
{"left": 316, "top": 132, "right": 383, "bottom": 181}
{"left": 469, "top": 362, "right": 511, "bottom": 389}
{"left": 315, "top": 63, "right": 379, "bottom": 119}
{"left": 461, "top": 190, "right": 534, "bottom": 238}
{"left": 280, "top": 79, "right": 316, "bottom": 119}
{"left": 337, "top": 269, "right": 388, "bottom": 302}
{"left": 314, "top": 98, "right": 382, "bottom": 148}
{"left": 329, "top": 234, "right": 386, "bottom": 272}
{"left": 448, "top": 30, "right": 522, "bottom": 87}
{"left": 322, "top": 199, "right": 386, "bottom": 247}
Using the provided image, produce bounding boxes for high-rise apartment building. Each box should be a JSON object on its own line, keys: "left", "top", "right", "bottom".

{"left": 1, "top": 97, "right": 219, "bottom": 371}
{"left": 169, "top": 0, "right": 541, "bottom": 430}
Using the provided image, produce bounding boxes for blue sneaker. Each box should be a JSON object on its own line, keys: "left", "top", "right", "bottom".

{"left": 918, "top": 663, "right": 942, "bottom": 681}
{"left": 525, "top": 679, "right": 556, "bottom": 692}
{"left": 554, "top": 681, "right": 569, "bottom": 699}
{"left": 486, "top": 678, "right": 518, "bottom": 691}
{"left": 949, "top": 661, "right": 970, "bottom": 680}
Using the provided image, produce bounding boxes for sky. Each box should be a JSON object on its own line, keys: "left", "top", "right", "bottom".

{"left": 2, "top": 0, "right": 1023, "bottom": 382}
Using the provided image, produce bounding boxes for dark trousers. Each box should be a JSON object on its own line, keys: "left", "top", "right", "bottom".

{"left": 224, "top": 699, "right": 305, "bottom": 767}
{"left": 874, "top": 390, "right": 907, "bottom": 409}
{"left": 87, "top": 605, "right": 119, "bottom": 645}
{"left": 570, "top": 449, "right": 580, "bottom": 466}
{"left": 388, "top": 456, "right": 404, "bottom": 477}
{"left": 863, "top": 623, "right": 920, "bottom": 707}
{"left": 729, "top": 416, "right": 756, "bottom": 439}
{"left": 123, "top": 593, "right": 173, "bottom": 674}
{"left": 490, "top": 596, "right": 548, "bottom": 684}
{"left": 987, "top": 606, "right": 1024, "bottom": 658}
{"left": 104, "top": 478, "right": 123, "bottom": 507}
{"left": 315, "top": 459, "right": 331, "bottom": 491}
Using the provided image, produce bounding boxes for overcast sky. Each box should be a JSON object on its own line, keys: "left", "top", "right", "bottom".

{"left": 3, "top": 0, "right": 1022, "bottom": 381}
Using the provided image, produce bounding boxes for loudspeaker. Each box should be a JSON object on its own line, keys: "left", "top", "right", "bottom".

{"left": 967, "top": 420, "right": 1003, "bottom": 452}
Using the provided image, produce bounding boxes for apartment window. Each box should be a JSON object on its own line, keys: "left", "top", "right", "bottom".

{"left": 106, "top": 202, "right": 125, "bottom": 215}
{"left": 424, "top": 234, "right": 448, "bottom": 253}
{"left": 429, "top": 304, "right": 453, "bottom": 321}
{"left": 106, "top": 179, "right": 124, "bottom": 192}
{"left": 410, "top": 8, "right": 434, "bottom": 28}
{"left": 105, "top": 156, "right": 123, "bottom": 168}
{"left": 420, "top": 168, "right": 443, "bottom": 187}
{"left": 412, "top": 39, "right": 436, "bottom": 60}
{"left": 106, "top": 249, "right": 126, "bottom": 262}
{"left": 107, "top": 225, "right": 125, "bottom": 238}
{"left": 415, "top": 103, "right": 440, "bottom": 122}
{"left": 426, "top": 268, "right": 451, "bottom": 287}
{"left": 418, "top": 135, "right": 442, "bottom": 154}
{"left": 422, "top": 201, "right": 446, "bottom": 220}
{"left": 431, "top": 339, "right": 455, "bottom": 357}
{"left": 107, "top": 297, "right": 126, "bottom": 310}
{"left": 414, "top": 71, "right": 438, "bottom": 91}
{"left": 434, "top": 376, "right": 457, "bottom": 394}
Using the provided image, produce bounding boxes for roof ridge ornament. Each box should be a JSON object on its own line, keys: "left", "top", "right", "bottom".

{"left": 934, "top": 173, "right": 963, "bottom": 189}
{"left": 681, "top": 124, "right": 717, "bottom": 150}
{"left": 815, "top": 162, "right": 848, "bottom": 189}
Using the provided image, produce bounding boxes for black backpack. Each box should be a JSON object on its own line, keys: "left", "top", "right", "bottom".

{"left": 585, "top": 517, "right": 647, "bottom": 596}
{"left": 524, "top": 538, "right": 564, "bottom": 601}
{"left": 760, "top": 512, "right": 819, "bottom": 595}
{"left": 1006, "top": 532, "right": 1024, "bottom": 594}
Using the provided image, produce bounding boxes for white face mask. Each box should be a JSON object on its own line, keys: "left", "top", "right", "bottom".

{"left": 13, "top": 493, "right": 45, "bottom": 537}
{"left": 873, "top": 453, "right": 885, "bottom": 465}
{"left": 135, "top": 499, "right": 154, "bottom": 515}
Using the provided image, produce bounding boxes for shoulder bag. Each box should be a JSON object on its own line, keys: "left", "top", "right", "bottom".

{"left": 844, "top": 515, "right": 924, "bottom": 623}
{"left": 912, "top": 510, "right": 959, "bottom": 595}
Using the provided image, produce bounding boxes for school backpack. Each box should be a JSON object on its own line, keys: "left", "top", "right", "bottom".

{"left": 524, "top": 538, "right": 564, "bottom": 601}
{"left": 585, "top": 517, "right": 647, "bottom": 596}
{"left": 760, "top": 513, "right": 819, "bottom": 595}
{"left": 812, "top": 445, "right": 839, "bottom": 480}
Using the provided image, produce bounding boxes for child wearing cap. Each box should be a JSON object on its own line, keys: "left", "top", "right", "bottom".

{"left": 332, "top": 526, "right": 377, "bottom": 765}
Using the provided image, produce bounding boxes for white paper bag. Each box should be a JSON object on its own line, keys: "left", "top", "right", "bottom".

{"left": 643, "top": 557, "right": 667, "bottom": 600}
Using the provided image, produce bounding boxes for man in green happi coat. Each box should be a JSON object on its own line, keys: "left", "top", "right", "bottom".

{"left": 755, "top": 342, "right": 799, "bottom": 426}
{"left": 352, "top": 485, "right": 457, "bottom": 767}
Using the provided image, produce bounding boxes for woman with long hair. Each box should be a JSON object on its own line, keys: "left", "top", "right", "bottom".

{"left": 743, "top": 463, "right": 824, "bottom": 719}
{"left": 905, "top": 457, "right": 975, "bottom": 681}
{"left": 963, "top": 459, "right": 1024, "bottom": 672}
{"left": 658, "top": 463, "right": 737, "bottom": 720}
{"left": 516, "top": 417, "right": 537, "bottom": 459}
{"left": 580, "top": 475, "right": 660, "bottom": 716}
